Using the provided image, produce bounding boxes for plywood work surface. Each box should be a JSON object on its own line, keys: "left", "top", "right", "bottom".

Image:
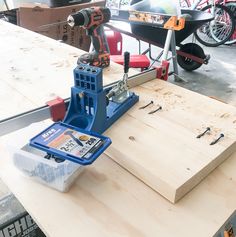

{"left": 105, "top": 79, "right": 236, "bottom": 202}
{"left": 1, "top": 140, "right": 236, "bottom": 237}
{"left": 1, "top": 20, "right": 236, "bottom": 236}
{"left": 0, "top": 20, "right": 128, "bottom": 120}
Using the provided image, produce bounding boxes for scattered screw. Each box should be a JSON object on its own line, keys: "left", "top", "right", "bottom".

{"left": 210, "top": 133, "right": 224, "bottom": 145}
{"left": 139, "top": 101, "right": 153, "bottom": 109}
{"left": 44, "top": 153, "right": 52, "bottom": 159}
{"left": 196, "top": 127, "right": 211, "bottom": 138}
{"left": 54, "top": 156, "right": 65, "bottom": 163}
{"left": 44, "top": 153, "right": 64, "bottom": 163}
{"left": 148, "top": 106, "right": 162, "bottom": 114}
{"left": 129, "top": 136, "right": 135, "bottom": 141}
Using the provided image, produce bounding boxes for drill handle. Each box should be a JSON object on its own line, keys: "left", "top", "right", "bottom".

{"left": 88, "top": 25, "right": 109, "bottom": 54}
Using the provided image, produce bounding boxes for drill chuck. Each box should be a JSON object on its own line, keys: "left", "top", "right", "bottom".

{"left": 67, "top": 7, "right": 111, "bottom": 28}
{"left": 67, "top": 11, "right": 86, "bottom": 27}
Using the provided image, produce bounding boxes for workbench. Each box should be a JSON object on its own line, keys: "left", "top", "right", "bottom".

{"left": 1, "top": 20, "right": 236, "bottom": 237}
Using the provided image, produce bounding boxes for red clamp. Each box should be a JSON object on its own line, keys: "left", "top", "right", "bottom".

{"left": 155, "top": 60, "right": 170, "bottom": 81}
{"left": 46, "top": 97, "right": 66, "bottom": 122}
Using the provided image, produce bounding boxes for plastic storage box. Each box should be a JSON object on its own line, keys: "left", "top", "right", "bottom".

{"left": 6, "top": 122, "right": 83, "bottom": 192}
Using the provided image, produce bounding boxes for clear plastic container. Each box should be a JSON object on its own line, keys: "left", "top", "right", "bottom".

{"left": 6, "top": 122, "right": 83, "bottom": 192}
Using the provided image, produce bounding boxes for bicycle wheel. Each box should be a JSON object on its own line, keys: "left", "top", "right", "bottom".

{"left": 225, "top": 1, "right": 236, "bottom": 45}
{"left": 179, "top": 0, "right": 191, "bottom": 8}
{"left": 194, "top": 4, "right": 235, "bottom": 47}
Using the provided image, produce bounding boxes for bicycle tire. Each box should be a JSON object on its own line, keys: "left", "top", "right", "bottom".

{"left": 225, "top": 1, "right": 236, "bottom": 45}
{"left": 180, "top": 0, "right": 191, "bottom": 8}
{"left": 194, "top": 4, "right": 235, "bottom": 47}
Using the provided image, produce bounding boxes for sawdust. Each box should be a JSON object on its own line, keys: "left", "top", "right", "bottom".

{"left": 154, "top": 87, "right": 164, "bottom": 92}
{"left": 10, "top": 66, "right": 17, "bottom": 71}
{"left": 175, "top": 94, "right": 182, "bottom": 98}
{"left": 220, "top": 113, "right": 230, "bottom": 118}
{"left": 51, "top": 61, "right": 64, "bottom": 67}
{"left": 20, "top": 47, "right": 31, "bottom": 52}
{"left": 163, "top": 91, "right": 173, "bottom": 96}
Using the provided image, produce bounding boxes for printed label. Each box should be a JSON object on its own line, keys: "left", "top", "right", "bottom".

{"left": 36, "top": 124, "right": 102, "bottom": 159}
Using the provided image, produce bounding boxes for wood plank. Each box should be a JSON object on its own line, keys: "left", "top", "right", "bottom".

{"left": 1, "top": 140, "right": 236, "bottom": 237}
{"left": 0, "top": 19, "right": 236, "bottom": 237}
{"left": 0, "top": 20, "right": 133, "bottom": 119}
{"left": 1, "top": 20, "right": 236, "bottom": 203}
{"left": 0, "top": 80, "right": 36, "bottom": 120}
{"left": 105, "top": 79, "right": 236, "bottom": 202}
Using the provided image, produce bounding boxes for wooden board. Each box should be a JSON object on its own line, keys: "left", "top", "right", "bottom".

{"left": 0, "top": 20, "right": 132, "bottom": 120}
{"left": 105, "top": 79, "right": 236, "bottom": 202}
{"left": 1, "top": 20, "right": 236, "bottom": 237}
{"left": 1, "top": 20, "right": 236, "bottom": 203}
{"left": 1, "top": 140, "right": 236, "bottom": 237}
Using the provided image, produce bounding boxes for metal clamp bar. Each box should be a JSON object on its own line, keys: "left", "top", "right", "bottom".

{"left": 0, "top": 69, "right": 157, "bottom": 136}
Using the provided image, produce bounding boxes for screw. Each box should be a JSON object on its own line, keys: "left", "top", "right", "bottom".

{"left": 44, "top": 153, "right": 52, "bottom": 159}
{"left": 210, "top": 133, "right": 224, "bottom": 145}
{"left": 196, "top": 127, "right": 211, "bottom": 138}
{"left": 44, "top": 153, "right": 64, "bottom": 163}
{"left": 139, "top": 101, "right": 153, "bottom": 109}
{"left": 148, "top": 106, "right": 162, "bottom": 114}
{"left": 64, "top": 130, "right": 84, "bottom": 147}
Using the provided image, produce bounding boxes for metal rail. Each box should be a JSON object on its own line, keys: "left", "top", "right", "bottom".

{"left": 0, "top": 69, "right": 157, "bottom": 137}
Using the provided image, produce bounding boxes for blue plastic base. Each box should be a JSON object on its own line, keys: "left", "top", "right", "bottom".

{"left": 104, "top": 93, "right": 139, "bottom": 133}
{"left": 29, "top": 64, "right": 138, "bottom": 165}
{"left": 63, "top": 64, "right": 139, "bottom": 134}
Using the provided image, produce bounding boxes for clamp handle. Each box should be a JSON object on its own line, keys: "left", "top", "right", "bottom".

{"left": 124, "top": 51, "right": 130, "bottom": 74}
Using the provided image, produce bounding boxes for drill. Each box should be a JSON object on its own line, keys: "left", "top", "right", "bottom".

{"left": 67, "top": 7, "right": 111, "bottom": 68}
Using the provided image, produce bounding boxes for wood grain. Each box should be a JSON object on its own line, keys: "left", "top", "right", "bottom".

{"left": 0, "top": 20, "right": 133, "bottom": 120}
{"left": 105, "top": 79, "right": 236, "bottom": 202}
{"left": 1, "top": 20, "right": 236, "bottom": 203}
{"left": 1, "top": 20, "right": 236, "bottom": 236}
{"left": 1, "top": 141, "right": 236, "bottom": 237}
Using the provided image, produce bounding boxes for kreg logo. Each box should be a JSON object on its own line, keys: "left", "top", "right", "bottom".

{"left": 42, "top": 128, "right": 57, "bottom": 139}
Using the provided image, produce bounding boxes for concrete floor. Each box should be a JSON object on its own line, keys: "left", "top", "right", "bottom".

{"left": 173, "top": 43, "right": 236, "bottom": 106}
{"left": 122, "top": 35, "right": 236, "bottom": 105}
{"left": 0, "top": 33, "right": 235, "bottom": 211}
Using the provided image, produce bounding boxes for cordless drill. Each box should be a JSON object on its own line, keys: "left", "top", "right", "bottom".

{"left": 67, "top": 7, "right": 111, "bottom": 68}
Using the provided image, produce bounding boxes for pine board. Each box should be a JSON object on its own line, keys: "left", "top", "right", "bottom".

{"left": 0, "top": 141, "right": 236, "bottom": 237}
{"left": 0, "top": 20, "right": 129, "bottom": 120}
{"left": 1, "top": 20, "right": 236, "bottom": 237}
{"left": 105, "top": 79, "right": 236, "bottom": 202}
{"left": 1, "top": 20, "right": 236, "bottom": 203}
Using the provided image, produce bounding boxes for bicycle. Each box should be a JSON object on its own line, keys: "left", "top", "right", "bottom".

{"left": 224, "top": 1, "right": 236, "bottom": 45}
{"left": 180, "top": 0, "right": 235, "bottom": 47}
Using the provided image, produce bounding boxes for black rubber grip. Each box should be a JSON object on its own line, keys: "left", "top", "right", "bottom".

{"left": 70, "top": 11, "right": 85, "bottom": 26}
{"left": 124, "top": 51, "right": 130, "bottom": 74}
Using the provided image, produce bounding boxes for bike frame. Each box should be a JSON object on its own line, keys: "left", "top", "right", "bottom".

{"left": 183, "top": 0, "right": 233, "bottom": 9}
